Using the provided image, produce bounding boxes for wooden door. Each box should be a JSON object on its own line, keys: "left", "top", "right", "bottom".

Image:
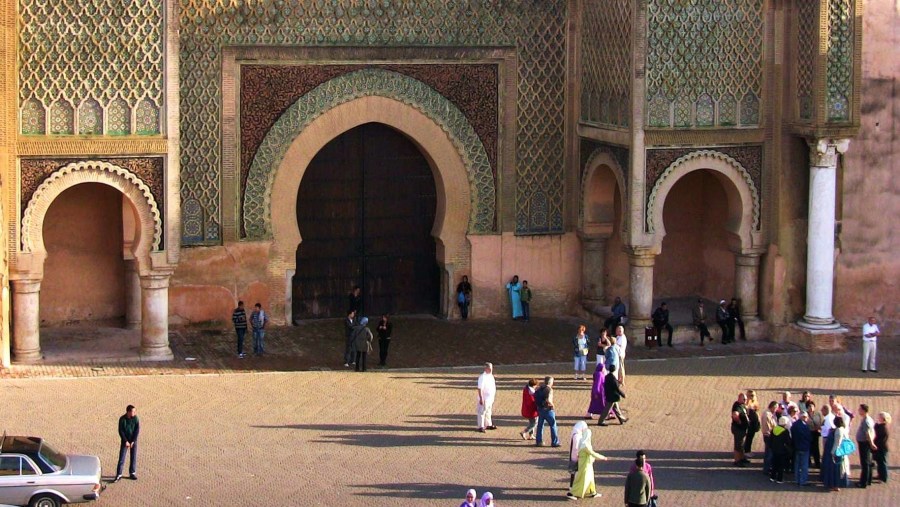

{"left": 292, "top": 123, "right": 439, "bottom": 320}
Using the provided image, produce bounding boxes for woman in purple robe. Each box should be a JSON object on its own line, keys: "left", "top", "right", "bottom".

{"left": 585, "top": 355, "right": 607, "bottom": 418}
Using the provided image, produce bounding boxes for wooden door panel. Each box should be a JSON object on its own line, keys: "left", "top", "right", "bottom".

{"left": 293, "top": 123, "right": 438, "bottom": 320}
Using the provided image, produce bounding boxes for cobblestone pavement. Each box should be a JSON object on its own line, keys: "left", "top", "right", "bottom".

{"left": 1, "top": 334, "right": 897, "bottom": 506}
{"left": 3, "top": 316, "right": 804, "bottom": 378}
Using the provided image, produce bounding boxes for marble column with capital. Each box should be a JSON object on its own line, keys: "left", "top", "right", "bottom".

{"left": 626, "top": 250, "right": 655, "bottom": 339}
{"left": 11, "top": 279, "right": 42, "bottom": 363}
{"left": 799, "top": 138, "right": 849, "bottom": 330}
{"left": 140, "top": 273, "right": 174, "bottom": 360}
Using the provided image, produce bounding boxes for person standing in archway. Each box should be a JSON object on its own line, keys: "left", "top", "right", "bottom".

{"left": 352, "top": 317, "right": 373, "bottom": 372}
{"left": 692, "top": 299, "right": 712, "bottom": 345}
{"left": 348, "top": 286, "right": 363, "bottom": 317}
{"left": 651, "top": 302, "right": 674, "bottom": 348}
{"left": 505, "top": 275, "right": 523, "bottom": 320}
{"left": 729, "top": 298, "right": 746, "bottom": 341}
{"left": 376, "top": 314, "right": 393, "bottom": 367}
{"left": 456, "top": 275, "right": 472, "bottom": 320}
{"left": 717, "top": 300, "right": 733, "bottom": 344}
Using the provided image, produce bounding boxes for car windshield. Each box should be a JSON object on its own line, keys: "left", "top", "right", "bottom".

{"left": 38, "top": 442, "right": 67, "bottom": 471}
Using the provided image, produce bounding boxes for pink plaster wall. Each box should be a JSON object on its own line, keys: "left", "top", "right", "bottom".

{"left": 469, "top": 233, "right": 582, "bottom": 318}
{"left": 833, "top": 1, "right": 900, "bottom": 334}
{"left": 654, "top": 171, "right": 735, "bottom": 300}
{"left": 40, "top": 184, "right": 125, "bottom": 324}
{"left": 169, "top": 242, "right": 272, "bottom": 325}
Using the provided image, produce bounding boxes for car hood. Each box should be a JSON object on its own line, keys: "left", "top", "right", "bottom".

{"left": 66, "top": 454, "right": 101, "bottom": 478}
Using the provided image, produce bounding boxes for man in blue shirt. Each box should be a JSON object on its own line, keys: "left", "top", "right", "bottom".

{"left": 604, "top": 296, "right": 627, "bottom": 334}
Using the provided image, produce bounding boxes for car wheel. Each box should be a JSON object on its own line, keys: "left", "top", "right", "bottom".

{"left": 29, "top": 494, "right": 61, "bottom": 507}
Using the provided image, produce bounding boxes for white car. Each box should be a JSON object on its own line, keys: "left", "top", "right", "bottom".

{"left": 0, "top": 436, "right": 102, "bottom": 507}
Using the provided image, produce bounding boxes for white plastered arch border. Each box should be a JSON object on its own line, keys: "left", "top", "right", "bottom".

{"left": 21, "top": 160, "right": 163, "bottom": 275}
{"left": 579, "top": 148, "right": 628, "bottom": 234}
{"left": 646, "top": 150, "right": 762, "bottom": 255}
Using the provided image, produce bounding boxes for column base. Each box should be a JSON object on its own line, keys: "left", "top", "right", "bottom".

{"left": 797, "top": 316, "right": 843, "bottom": 331}
{"left": 626, "top": 319, "right": 651, "bottom": 343}
{"left": 139, "top": 345, "right": 174, "bottom": 361}
{"left": 786, "top": 323, "right": 848, "bottom": 352}
{"left": 12, "top": 349, "right": 43, "bottom": 364}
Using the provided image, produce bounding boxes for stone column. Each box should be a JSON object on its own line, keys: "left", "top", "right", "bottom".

{"left": 581, "top": 236, "right": 608, "bottom": 305}
{"left": 124, "top": 260, "right": 141, "bottom": 330}
{"left": 11, "top": 279, "right": 42, "bottom": 363}
{"left": 734, "top": 254, "right": 761, "bottom": 320}
{"left": 626, "top": 249, "right": 655, "bottom": 339}
{"left": 799, "top": 139, "right": 849, "bottom": 330}
{"left": 140, "top": 273, "right": 173, "bottom": 360}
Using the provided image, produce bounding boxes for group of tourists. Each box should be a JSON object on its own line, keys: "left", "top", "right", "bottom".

{"left": 474, "top": 339, "right": 651, "bottom": 504}
{"left": 730, "top": 389, "right": 891, "bottom": 491}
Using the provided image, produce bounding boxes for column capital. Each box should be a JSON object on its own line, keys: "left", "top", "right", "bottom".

{"left": 624, "top": 246, "right": 655, "bottom": 266}
{"left": 807, "top": 138, "right": 851, "bottom": 167}
{"left": 10, "top": 278, "right": 41, "bottom": 294}
{"left": 139, "top": 273, "right": 172, "bottom": 290}
{"left": 735, "top": 253, "right": 762, "bottom": 267}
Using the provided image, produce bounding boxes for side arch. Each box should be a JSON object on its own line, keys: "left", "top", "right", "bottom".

{"left": 20, "top": 160, "right": 162, "bottom": 274}
{"left": 244, "top": 68, "right": 495, "bottom": 238}
{"left": 580, "top": 148, "right": 628, "bottom": 234}
{"left": 647, "top": 150, "right": 761, "bottom": 254}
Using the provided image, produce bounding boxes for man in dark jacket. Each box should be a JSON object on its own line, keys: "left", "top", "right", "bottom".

{"left": 598, "top": 364, "right": 628, "bottom": 426}
{"left": 728, "top": 298, "right": 746, "bottom": 340}
{"left": 651, "top": 302, "right": 674, "bottom": 347}
{"left": 770, "top": 416, "right": 793, "bottom": 483}
{"left": 716, "top": 299, "right": 733, "bottom": 344}
{"left": 115, "top": 404, "right": 140, "bottom": 482}
{"left": 231, "top": 301, "right": 247, "bottom": 358}
{"left": 604, "top": 296, "right": 627, "bottom": 334}
{"left": 624, "top": 457, "right": 652, "bottom": 507}
{"left": 343, "top": 309, "right": 357, "bottom": 367}
{"left": 792, "top": 412, "right": 813, "bottom": 486}
{"left": 692, "top": 299, "right": 712, "bottom": 345}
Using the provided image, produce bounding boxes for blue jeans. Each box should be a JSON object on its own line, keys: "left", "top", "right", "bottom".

{"left": 253, "top": 328, "right": 265, "bottom": 354}
{"left": 116, "top": 441, "right": 137, "bottom": 476}
{"left": 794, "top": 450, "right": 810, "bottom": 484}
{"left": 536, "top": 408, "right": 559, "bottom": 446}
{"left": 763, "top": 435, "right": 773, "bottom": 473}
{"left": 235, "top": 328, "right": 246, "bottom": 355}
{"left": 573, "top": 355, "right": 587, "bottom": 372}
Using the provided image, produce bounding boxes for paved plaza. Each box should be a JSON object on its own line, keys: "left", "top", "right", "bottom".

{"left": 1, "top": 322, "right": 897, "bottom": 506}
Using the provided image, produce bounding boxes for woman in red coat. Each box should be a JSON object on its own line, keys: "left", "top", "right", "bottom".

{"left": 520, "top": 378, "right": 539, "bottom": 440}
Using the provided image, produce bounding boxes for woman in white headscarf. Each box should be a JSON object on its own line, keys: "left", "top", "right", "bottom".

{"left": 480, "top": 491, "right": 495, "bottom": 506}
{"left": 458, "top": 489, "right": 477, "bottom": 507}
{"left": 567, "top": 427, "right": 608, "bottom": 499}
{"left": 568, "top": 421, "right": 589, "bottom": 488}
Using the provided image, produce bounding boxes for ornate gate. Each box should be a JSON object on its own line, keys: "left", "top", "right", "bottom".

{"left": 292, "top": 123, "right": 439, "bottom": 320}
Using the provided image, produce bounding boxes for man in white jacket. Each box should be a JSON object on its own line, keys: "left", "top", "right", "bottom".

{"left": 861, "top": 316, "right": 880, "bottom": 373}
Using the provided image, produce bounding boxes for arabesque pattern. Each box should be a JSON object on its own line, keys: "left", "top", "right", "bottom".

{"left": 244, "top": 69, "right": 495, "bottom": 238}
{"left": 179, "top": 0, "right": 566, "bottom": 242}
{"left": 581, "top": 0, "right": 631, "bottom": 128}
{"left": 796, "top": 0, "right": 817, "bottom": 121}
{"left": 646, "top": 0, "right": 764, "bottom": 128}
{"left": 18, "top": 0, "right": 164, "bottom": 136}
{"left": 826, "top": 0, "right": 854, "bottom": 122}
